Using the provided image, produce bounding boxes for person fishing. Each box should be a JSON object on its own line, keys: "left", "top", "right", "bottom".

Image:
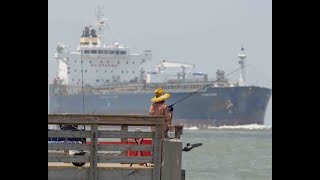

{"left": 149, "top": 88, "right": 174, "bottom": 137}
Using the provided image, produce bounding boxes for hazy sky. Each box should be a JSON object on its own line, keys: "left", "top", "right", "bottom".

{"left": 48, "top": 0, "right": 272, "bottom": 125}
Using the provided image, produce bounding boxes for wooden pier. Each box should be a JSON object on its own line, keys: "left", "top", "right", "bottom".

{"left": 48, "top": 114, "right": 184, "bottom": 180}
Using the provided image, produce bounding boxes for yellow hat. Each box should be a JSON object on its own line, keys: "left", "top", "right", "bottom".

{"left": 150, "top": 88, "right": 171, "bottom": 102}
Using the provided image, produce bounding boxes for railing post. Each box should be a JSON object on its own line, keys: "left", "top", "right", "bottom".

{"left": 175, "top": 125, "right": 184, "bottom": 139}
{"left": 153, "top": 123, "right": 163, "bottom": 180}
{"left": 89, "top": 124, "right": 98, "bottom": 180}
{"left": 121, "top": 125, "right": 128, "bottom": 156}
{"left": 161, "top": 139, "right": 182, "bottom": 180}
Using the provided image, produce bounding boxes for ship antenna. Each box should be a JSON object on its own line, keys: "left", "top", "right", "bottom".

{"left": 95, "top": 4, "right": 108, "bottom": 47}
{"left": 168, "top": 64, "right": 249, "bottom": 108}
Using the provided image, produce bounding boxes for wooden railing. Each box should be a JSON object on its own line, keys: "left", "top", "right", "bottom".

{"left": 48, "top": 114, "right": 164, "bottom": 180}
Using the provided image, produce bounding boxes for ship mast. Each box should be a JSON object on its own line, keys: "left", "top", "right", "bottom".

{"left": 95, "top": 4, "right": 107, "bottom": 47}
{"left": 238, "top": 46, "right": 247, "bottom": 86}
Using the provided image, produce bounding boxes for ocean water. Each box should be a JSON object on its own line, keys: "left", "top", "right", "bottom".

{"left": 180, "top": 125, "right": 272, "bottom": 180}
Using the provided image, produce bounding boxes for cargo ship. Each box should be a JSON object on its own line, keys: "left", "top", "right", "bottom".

{"left": 48, "top": 5, "right": 271, "bottom": 127}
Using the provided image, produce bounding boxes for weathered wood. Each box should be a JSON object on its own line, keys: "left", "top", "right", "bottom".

{"left": 121, "top": 125, "right": 128, "bottom": 156}
{"left": 48, "top": 114, "right": 163, "bottom": 125}
{"left": 48, "top": 130, "right": 91, "bottom": 138}
{"left": 181, "top": 169, "right": 185, "bottom": 180}
{"left": 48, "top": 167, "right": 153, "bottom": 180}
{"left": 48, "top": 167, "right": 89, "bottom": 180}
{"left": 48, "top": 144, "right": 90, "bottom": 151}
{"left": 99, "top": 131, "right": 154, "bottom": 138}
{"left": 98, "top": 169, "right": 153, "bottom": 180}
{"left": 152, "top": 124, "right": 162, "bottom": 180}
{"left": 48, "top": 163, "right": 152, "bottom": 169}
{"left": 48, "top": 153, "right": 89, "bottom": 163}
{"left": 98, "top": 144, "right": 153, "bottom": 151}
{"left": 48, "top": 114, "right": 168, "bottom": 180}
{"left": 175, "top": 125, "right": 184, "bottom": 139}
{"left": 89, "top": 124, "right": 98, "bottom": 180}
{"left": 161, "top": 139, "right": 182, "bottom": 180}
{"left": 121, "top": 125, "right": 128, "bottom": 140}
{"left": 98, "top": 154, "right": 153, "bottom": 163}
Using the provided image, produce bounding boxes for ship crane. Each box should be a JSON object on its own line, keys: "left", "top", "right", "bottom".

{"left": 157, "top": 60, "right": 195, "bottom": 81}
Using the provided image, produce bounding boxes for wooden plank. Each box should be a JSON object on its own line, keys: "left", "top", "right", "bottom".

{"left": 48, "top": 144, "right": 90, "bottom": 151}
{"left": 48, "top": 163, "right": 152, "bottom": 169}
{"left": 97, "top": 155, "right": 153, "bottom": 163}
{"left": 99, "top": 131, "right": 154, "bottom": 138}
{"left": 48, "top": 167, "right": 89, "bottom": 180}
{"left": 121, "top": 125, "right": 128, "bottom": 140}
{"left": 98, "top": 144, "right": 153, "bottom": 151}
{"left": 49, "top": 113, "right": 163, "bottom": 119}
{"left": 48, "top": 114, "right": 163, "bottom": 125}
{"left": 121, "top": 125, "right": 128, "bottom": 156}
{"left": 48, "top": 130, "right": 91, "bottom": 138}
{"left": 48, "top": 153, "right": 89, "bottom": 163}
{"left": 89, "top": 124, "right": 98, "bottom": 180}
{"left": 152, "top": 124, "right": 163, "bottom": 180}
{"left": 48, "top": 167, "right": 153, "bottom": 180}
{"left": 98, "top": 169, "right": 153, "bottom": 180}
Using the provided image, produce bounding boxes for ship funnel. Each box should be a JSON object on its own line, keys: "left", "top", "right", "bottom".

{"left": 90, "top": 29, "right": 97, "bottom": 37}
{"left": 84, "top": 26, "right": 90, "bottom": 37}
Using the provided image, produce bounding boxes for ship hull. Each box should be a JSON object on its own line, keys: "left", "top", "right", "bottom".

{"left": 49, "top": 85, "right": 271, "bottom": 127}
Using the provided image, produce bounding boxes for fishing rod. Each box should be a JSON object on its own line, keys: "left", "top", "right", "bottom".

{"left": 168, "top": 64, "right": 249, "bottom": 109}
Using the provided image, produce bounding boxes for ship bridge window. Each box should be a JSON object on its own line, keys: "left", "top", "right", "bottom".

{"left": 118, "top": 61, "right": 120, "bottom": 64}
{"left": 84, "top": 50, "right": 90, "bottom": 54}
{"left": 115, "top": 50, "right": 120, "bottom": 55}
{"left": 104, "top": 50, "right": 109, "bottom": 54}
{"left": 91, "top": 50, "right": 97, "bottom": 54}
{"left": 133, "top": 61, "right": 135, "bottom": 64}
{"left": 109, "top": 51, "right": 114, "bottom": 54}
{"left": 126, "top": 61, "right": 128, "bottom": 64}
{"left": 98, "top": 50, "right": 103, "bottom": 54}
{"left": 96, "top": 79, "right": 100, "bottom": 82}
{"left": 120, "top": 51, "right": 126, "bottom": 55}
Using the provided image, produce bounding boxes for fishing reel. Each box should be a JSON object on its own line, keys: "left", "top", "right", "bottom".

{"left": 168, "top": 105, "right": 174, "bottom": 112}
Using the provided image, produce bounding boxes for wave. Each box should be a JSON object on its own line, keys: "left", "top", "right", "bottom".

{"left": 207, "top": 124, "right": 271, "bottom": 130}
{"left": 184, "top": 126, "right": 199, "bottom": 130}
